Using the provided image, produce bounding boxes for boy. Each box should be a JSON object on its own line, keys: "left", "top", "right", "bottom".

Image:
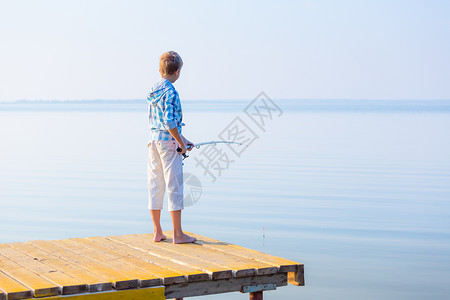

{"left": 146, "top": 51, "right": 196, "bottom": 244}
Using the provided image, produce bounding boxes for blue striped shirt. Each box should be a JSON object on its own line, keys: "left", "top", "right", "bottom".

{"left": 147, "top": 78, "right": 183, "bottom": 141}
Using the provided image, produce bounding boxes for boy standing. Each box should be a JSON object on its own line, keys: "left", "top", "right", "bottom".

{"left": 146, "top": 51, "right": 196, "bottom": 244}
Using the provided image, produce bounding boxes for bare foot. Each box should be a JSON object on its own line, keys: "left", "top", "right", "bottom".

{"left": 153, "top": 233, "right": 167, "bottom": 242}
{"left": 173, "top": 233, "right": 197, "bottom": 244}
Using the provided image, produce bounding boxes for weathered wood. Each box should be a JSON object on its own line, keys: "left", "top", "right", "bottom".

{"left": 165, "top": 273, "right": 287, "bottom": 299}
{"left": 288, "top": 264, "right": 305, "bottom": 286}
{"left": 49, "top": 239, "right": 144, "bottom": 290}
{"left": 86, "top": 236, "right": 206, "bottom": 283}
{"left": 13, "top": 242, "right": 111, "bottom": 293}
{"left": 31, "top": 240, "right": 136, "bottom": 290}
{"left": 108, "top": 235, "right": 232, "bottom": 280}
{"left": 183, "top": 232, "right": 302, "bottom": 273}
{"left": 242, "top": 283, "right": 275, "bottom": 293}
{"left": 59, "top": 238, "right": 156, "bottom": 285}
{"left": 95, "top": 237, "right": 209, "bottom": 283}
{"left": 66, "top": 237, "right": 167, "bottom": 286}
{"left": 0, "top": 232, "right": 303, "bottom": 299}
{"left": 137, "top": 234, "right": 277, "bottom": 277}
{"left": 0, "top": 253, "right": 59, "bottom": 297}
{"left": 0, "top": 270, "right": 32, "bottom": 300}
{"left": 41, "top": 286, "right": 165, "bottom": 299}
{"left": 0, "top": 244, "right": 86, "bottom": 295}
{"left": 73, "top": 237, "right": 183, "bottom": 285}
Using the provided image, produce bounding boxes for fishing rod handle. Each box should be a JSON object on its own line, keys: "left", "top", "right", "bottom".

{"left": 176, "top": 145, "right": 192, "bottom": 160}
{"left": 176, "top": 144, "right": 193, "bottom": 152}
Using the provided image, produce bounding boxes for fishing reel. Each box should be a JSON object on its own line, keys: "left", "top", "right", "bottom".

{"left": 176, "top": 144, "right": 194, "bottom": 160}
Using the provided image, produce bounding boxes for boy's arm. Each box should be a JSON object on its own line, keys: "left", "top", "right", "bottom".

{"left": 162, "top": 90, "right": 178, "bottom": 131}
{"left": 168, "top": 128, "right": 186, "bottom": 153}
{"left": 163, "top": 90, "right": 191, "bottom": 153}
{"left": 167, "top": 131, "right": 194, "bottom": 154}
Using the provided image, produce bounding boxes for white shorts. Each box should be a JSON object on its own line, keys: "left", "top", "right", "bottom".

{"left": 147, "top": 140, "right": 184, "bottom": 211}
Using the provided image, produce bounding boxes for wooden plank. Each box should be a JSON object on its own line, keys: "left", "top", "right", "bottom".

{"left": 180, "top": 232, "right": 305, "bottom": 286}
{"left": 0, "top": 244, "right": 86, "bottom": 295}
{"left": 42, "top": 286, "right": 165, "bottom": 300}
{"left": 1, "top": 232, "right": 303, "bottom": 299}
{"left": 94, "top": 237, "right": 209, "bottom": 283}
{"left": 242, "top": 283, "right": 276, "bottom": 293}
{"left": 165, "top": 273, "right": 287, "bottom": 299}
{"left": 68, "top": 237, "right": 178, "bottom": 285}
{"left": 52, "top": 239, "right": 157, "bottom": 288}
{"left": 288, "top": 264, "right": 305, "bottom": 286}
{"left": 0, "top": 270, "right": 32, "bottom": 300}
{"left": 133, "top": 233, "right": 277, "bottom": 277}
{"left": 12, "top": 241, "right": 111, "bottom": 293}
{"left": 30, "top": 240, "right": 137, "bottom": 290}
{"left": 183, "top": 232, "right": 302, "bottom": 272}
{"left": 85, "top": 236, "right": 200, "bottom": 284}
{"left": 0, "top": 253, "right": 59, "bottom": 297}
{"left": 108, "top": 234, "right": 233, "bottom": 280}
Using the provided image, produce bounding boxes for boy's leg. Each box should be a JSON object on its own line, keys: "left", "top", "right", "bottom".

{"left": 150, "top": 209, "right": 166, "bottom": 242}
{"left": 170, "top": 210, "right": 196, "bottom": 244}
{"left": 158, "top": 140, "right": 196, "bottom": 244}
{"left": 148, "top": 141, "right": 166, "bottom": 241}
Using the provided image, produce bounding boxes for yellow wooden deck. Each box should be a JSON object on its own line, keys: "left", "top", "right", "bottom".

{"left": 0, "top": 232, "right": 304, "bottom": 299}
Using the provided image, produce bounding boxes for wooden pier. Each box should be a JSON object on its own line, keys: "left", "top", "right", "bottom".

{"left": 0, "top": 232, "right": 304, "bottom": 299}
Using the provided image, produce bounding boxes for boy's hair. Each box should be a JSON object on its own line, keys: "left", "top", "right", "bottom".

{"left": 159, "top": 51, "right": 183, "bottom": 76}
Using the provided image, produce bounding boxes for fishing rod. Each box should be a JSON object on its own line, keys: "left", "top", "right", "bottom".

{"left": 177, "top": 141, "right": 241, "bottom": 160}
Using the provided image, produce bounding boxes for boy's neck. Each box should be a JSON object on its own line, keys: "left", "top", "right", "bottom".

{"left": 162, "top": 74, "right": 177, "bottom": 83}
{"left": 162, "top": 69, "right": 180, "bottom": 83}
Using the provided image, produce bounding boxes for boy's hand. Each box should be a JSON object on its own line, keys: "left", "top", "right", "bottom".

{"left": 182, "top": 136, "right": 194, "bottom": 151}
{"left": 178, "top": 143, "right": 187, "bottom": 154}
{"left": 186, "top": 141, "right": 194, "bottom": 151}
{"left": 168, "top": 128, "right": 188, "bottom": 154}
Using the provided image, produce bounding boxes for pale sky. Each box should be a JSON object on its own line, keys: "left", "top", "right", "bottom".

{"left": 0, "top": 0, "right": 449, "bottom": 101}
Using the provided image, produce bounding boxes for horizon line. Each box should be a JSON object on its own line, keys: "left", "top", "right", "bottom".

{"left": 2, "top": 98, "right": 450, "bottom": 104}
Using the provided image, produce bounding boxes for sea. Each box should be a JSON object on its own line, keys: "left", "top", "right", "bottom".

{"left": 1, "top": 98, "right": 450, "bottom": 299}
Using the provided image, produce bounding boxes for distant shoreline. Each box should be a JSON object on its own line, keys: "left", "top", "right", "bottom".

{"left": 3, "top": 98, "right": 450, "bottom": 103}
{"left": 1, "top": 99, "right": 450, "bottom": 113}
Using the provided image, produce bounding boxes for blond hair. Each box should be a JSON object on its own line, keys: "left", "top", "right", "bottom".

{"left": 159, "top": 51, "right": 183, "bottom": 76}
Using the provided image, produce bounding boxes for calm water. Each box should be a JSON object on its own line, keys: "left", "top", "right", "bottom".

{"left": 1, "top": 100, "right": 450, "bottom": 299}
